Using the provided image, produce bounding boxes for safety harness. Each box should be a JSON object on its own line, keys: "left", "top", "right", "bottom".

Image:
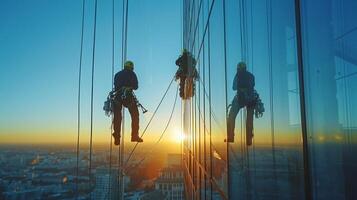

{"left": 227, "top": 89, "right": 265, "bottom": 118}
{"left": 103, "top": 87, "right": 147, "bottom": 117}
{"left": 252, "top": 90, "right": 264, "bottom": 118}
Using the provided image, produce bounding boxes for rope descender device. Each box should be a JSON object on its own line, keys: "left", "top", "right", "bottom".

{"left": 137, "top": 102, "right": 148, "bottom": 114}
{"left": 132, "top": 92, "right": 148, "bottom": 114}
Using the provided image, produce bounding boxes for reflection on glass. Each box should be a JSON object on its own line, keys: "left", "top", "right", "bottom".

{"left": 302, "top": 0, "right": 357, "bottom": 199}
{"left": 227, "top": 61, "right": 263, "bottom": 145}
{"left": 182, "top": 0, "right": 357, "bottom": 199}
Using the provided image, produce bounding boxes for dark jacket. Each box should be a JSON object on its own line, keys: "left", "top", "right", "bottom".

{"left": 175, "top": 52, "right": 197, "bottom": 74}
{"left": 233, "top": 69, "right": 255, "bottom": 93}
{"left": 114, "top": 69, "right": 138, "bottom": 91}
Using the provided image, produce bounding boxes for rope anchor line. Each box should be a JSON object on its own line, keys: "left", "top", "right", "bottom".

{"left": 76, "top": 0, "right": 180, "bottom": 197}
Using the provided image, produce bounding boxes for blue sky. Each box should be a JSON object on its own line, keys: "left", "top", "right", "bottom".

{"left": 0, "top": 0, "right": 310, "bottom": 146}
{"left": 0, "top": 0, "right": 182, "bottom": 144}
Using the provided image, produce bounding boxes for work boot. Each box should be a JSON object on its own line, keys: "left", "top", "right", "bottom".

{"left": 112, "top": 133, "right": 121, "bottom": 146}
{"left": 131, "top": 136, "right": 143, "bottom": 143}
{"left": 224, "top": 136, "right": 234, "bottom": 143}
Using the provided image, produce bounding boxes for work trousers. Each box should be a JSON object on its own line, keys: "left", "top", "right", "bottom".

{"left": 113, "top": 95, "right": 139, "bottom": 138}
{"left": 227, "top": 94, "right": 254, "bottom": 144}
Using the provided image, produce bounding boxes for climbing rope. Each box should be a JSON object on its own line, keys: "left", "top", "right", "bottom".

{"left": 123, "top": 0, "right": 129, "bottom": 60}
{"left": 107, "top": 0, "right": 115, "bottom": 198}
{"left": 194, "top": 0, "right": 215, "bottom": 63}
{"left": 123, "top": 77, "right": 175, "bottom": 167}
{"left": 196, "top": 99, "right": 227, "bottom": 163}
{"left": 118, "top": 0, "right": 129, "bottom": 198}
{"left": 190, "top": 0, "right": 204, "bottom": 52}
{"left": 179, "top": 3, "right": 236, "bottom": 196}
{"left": 187, "top": 0, "right": 196, "bottom": 47}
{"left": 222, "top": 0, "right": 230, "bottom": 195}
{"left": 243, "top": 0, "right": 250, "bottom": 177}
{"left": 266, "top": 0, "right": 276, "bottom": 167}
{"left": 89, "top": 0, "right": 98, "bottom": 183}
{"left": 250, "top": 0, "right": 258, "bottom": 181}
{"left": 196, "top": 5, "right": 202, "bottom": 199}
{"left": 207, "top": 8, "right": 213, "bottom": 198}
{"left": 125, "top": 86, "right": 179, "bottom": 173}
{"left": 201, "top": 3, "right": 207, "bottom": 198}
{"left": 75, "top": 0, "right": 85, "bottom": 197}
{"left": 266, "top": 0, "right": 278, "bottom": 191}
{"left": 239, "top": 0, "right": 245, "bottom": 61}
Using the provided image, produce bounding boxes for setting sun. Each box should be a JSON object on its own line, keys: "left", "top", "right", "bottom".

{"left": 172, "top": 128, "right": 186, "bottom": 143}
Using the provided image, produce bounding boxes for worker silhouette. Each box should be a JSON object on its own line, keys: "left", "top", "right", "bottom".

{"left": 175, "top": 49, "right": 198, "bottom": 99}
{"left": 112, "top": 61, "right": 143, "bottom": 145}
{"left": 226, "top": 62, "right": 256, "bottom": 145}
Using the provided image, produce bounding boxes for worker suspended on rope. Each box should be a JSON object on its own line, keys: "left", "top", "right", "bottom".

{"left": 104, "top": 61, "right": 144, "bottom": 145}
{"left": 175, "top": 48, "right": 198, "bottom": 99}
{"left": 226, "top": 62, "right": 265, "bottom": 145}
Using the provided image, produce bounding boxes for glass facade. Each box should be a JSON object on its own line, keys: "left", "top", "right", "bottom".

{"left": 182, "top": 0, "right": 357, "bottom": 199}
{"left": 301, "top": 0, "right": 357, "bottom": 199}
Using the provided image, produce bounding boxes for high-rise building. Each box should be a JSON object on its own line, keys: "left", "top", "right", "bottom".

{"left": 92, "top": 168, "right": 119, "bottom": 200}
{"left": 182, "top": 0, "right": 357, "bottom": 199}
{"left": 155, "top": 166, "right": 184, "bottom": 200}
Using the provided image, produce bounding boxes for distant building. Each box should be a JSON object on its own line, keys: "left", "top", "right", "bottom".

{"left": 155, "top": 166, "right": 184, "bottom": 200}
{"left": 139, "top": 190, "right": 167, "bottom": 200}
{"left": 92, "top": 168, "right": 119, "bottom": 200}
{"left": 166, "top": 154, "right": 182, "bottom": 167}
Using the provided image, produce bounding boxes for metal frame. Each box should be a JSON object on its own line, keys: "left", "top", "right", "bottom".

{"left": 294, "top": 0, "right": 312, "bottom": 199}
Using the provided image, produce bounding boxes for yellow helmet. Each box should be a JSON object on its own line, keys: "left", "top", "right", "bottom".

{"left": 237, "top": 61, "right": 246, "bottom": 70}
{"left": 124, "top": 60, "right": 134, "bottom": 70}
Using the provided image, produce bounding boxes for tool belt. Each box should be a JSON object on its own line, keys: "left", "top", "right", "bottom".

{"left": 175, "top": 65, "right": 199, "bottom": 80}
{"left": 236, "top": 88, "right": 255, "bottom": 105}
{"left": 251, "top": 90, "right": 264, "bottom": 118}
{"left": 115, "top": 87, "right": 136, "bottom": 107}
{"left": 103, "top": 87, "right": 148, "bottom": 117}
{"left": 230, "top": 89, "right": 265, "bottom": 118}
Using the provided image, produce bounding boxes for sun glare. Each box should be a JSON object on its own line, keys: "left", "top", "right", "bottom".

{"left": 172, "top": 128, "right": 186, "bottom": 143}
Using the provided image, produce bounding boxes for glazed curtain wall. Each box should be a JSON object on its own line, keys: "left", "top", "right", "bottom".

{"left": 183, "top": 0, "right": 229, "bottom": 199}
{"left": 182, "top": 0, "right": 305, "bottom": 199}
{"left": 301, "top": 0, "right": 357, "bottom": 199}
{"left": 227, "top": 0, "right": 305, "bottom": 199}
{"left": 182, "top": 0, "right": 357, "bottom": 200}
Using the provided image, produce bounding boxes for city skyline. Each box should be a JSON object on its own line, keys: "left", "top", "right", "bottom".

{"left": 1, "top": 0, "right": 356, "bottom": 199}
